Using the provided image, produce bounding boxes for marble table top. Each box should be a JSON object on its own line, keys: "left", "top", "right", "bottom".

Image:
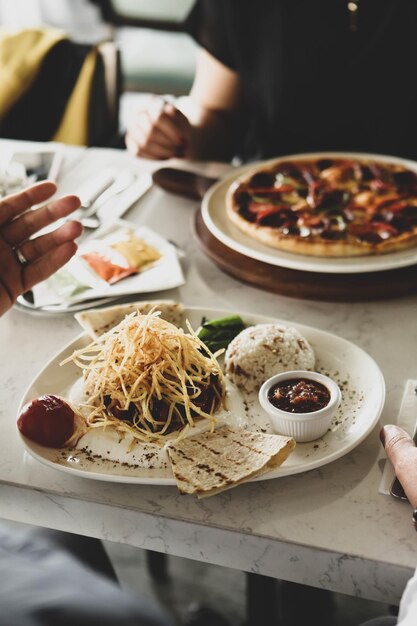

{"left": 1, "top": 139, "right": 416, "bottom": 605}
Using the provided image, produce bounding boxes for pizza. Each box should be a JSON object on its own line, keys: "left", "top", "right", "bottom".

{"left": 226, "top": 156, "right": 417, "bottom": 257}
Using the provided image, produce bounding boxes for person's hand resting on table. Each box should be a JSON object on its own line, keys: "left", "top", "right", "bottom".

{"left": 373, "top": 425, "right": 417, "bottom": 625}
{"left": 0, "top": 181, "right": 82, "bottom": 315}
{"left": 381, "top": 425, "right": 417, "bottom": 510}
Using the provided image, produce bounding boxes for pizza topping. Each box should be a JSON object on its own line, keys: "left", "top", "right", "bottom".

{"left": 248, "top": 172, "right": 275, "bottom": 188}
{"left": 349, "top": 222, "right": 399, "bottom": 243}
{"left": 392, "top": 170, "right": 417, "bottom": 192}
{"left": 232, "top": 157, "right": 417, "bottom": 254}
{"left": 275, "top": 172, "right": 303, "bottom": 189}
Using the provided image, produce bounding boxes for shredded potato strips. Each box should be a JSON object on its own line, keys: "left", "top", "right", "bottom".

{"left": 61, "top": 310, "right": 226, "bottom": 445}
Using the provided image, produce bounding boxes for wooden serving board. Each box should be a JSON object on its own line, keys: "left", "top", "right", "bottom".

{"left": 194, "top": 209, "right": 417, "bottom": 302}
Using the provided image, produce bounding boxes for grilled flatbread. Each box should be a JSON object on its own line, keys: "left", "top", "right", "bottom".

{"left": 166, "top": 426, "right": 295, "bottom": 498}
{"left": 75, "top": 300, "right": 184, "bottom": 339}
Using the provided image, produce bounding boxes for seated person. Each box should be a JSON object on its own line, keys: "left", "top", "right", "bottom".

{"left": 125, "top": 0, "right": 417, "bottom": 164}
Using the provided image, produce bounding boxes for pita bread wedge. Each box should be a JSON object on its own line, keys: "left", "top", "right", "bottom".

{"left": 74, "top": 300, "right": 184, "bottom": 339}
{"left": 166, "top": 426, "right": 295, "bottom": 498}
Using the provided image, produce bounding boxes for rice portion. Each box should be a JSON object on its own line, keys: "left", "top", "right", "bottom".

{"left": 225, "top": 323, "right": 315, "bottom": 393}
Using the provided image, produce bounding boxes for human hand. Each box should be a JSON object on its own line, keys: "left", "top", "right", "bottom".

{"left": 0, "top": 181, "right": 82, "bottom": 316}
{"left": 125, "top": 97, "right": 191, "bottom": 160}
{"left": 380, "top": 425, "right": 417, "bottom": 508}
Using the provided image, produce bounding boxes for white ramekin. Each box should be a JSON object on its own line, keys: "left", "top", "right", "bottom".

{"left": 258, "top": 370, "right": 341, "bottom": 442}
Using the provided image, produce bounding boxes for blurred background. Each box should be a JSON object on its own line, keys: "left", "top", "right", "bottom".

{"left": 0, "top": 0, "right": 197, "bottom": 146}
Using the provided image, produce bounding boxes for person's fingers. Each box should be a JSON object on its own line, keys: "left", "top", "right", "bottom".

{"left": 0, "top": 287, "right": 13, "bottom": 317}
{"left": 2, "top": 195, "right": 81, "bottom": 247}
{"left": 0, "top": 181, "right": 57, "bottom": 226}
{"left": 381, "top": 425, "right": 417, "bottom": 460}
{"left": 128, "top": 121, "right": 176, "bottom": 152}
{"left": 125, "top": 132, "right": 139, "bottom": 156}
{"left": 18, "top": 220, "right": 83, "bottom": 263}
{"left": 149, "top": 102, "right": 190, "bottom": 146}
{"left": 137, "top": 142, "right": 178, "bottom": 160}
{"left": 0, "top": 218, "right": 80, "bottom": 314}
{"left": 381, "top": 425, "right": 417, "bottom": 507}
{"left": 22, "top": 241, "right": 78, "bottom": 292}
{"left": 0, "top": 247, "right": 22, "bottom": 313}
{"left": 146, "top": 122, "right": 181, "bottom": 150}
{"left": 125, "top": 130, "right": 178, "bottom": 160}
{"left": 126, "top": 100, "right": 190, "bottom": 159}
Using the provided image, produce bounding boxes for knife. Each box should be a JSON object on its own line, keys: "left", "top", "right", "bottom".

{"left": 77, "top": 171, "right": 115, "bottom": 215}
{"left": 78, "top": 172, "right": 153, "bottom": 231}
{"left": 390, "top": 381, "right": 417, "bottom": 500}
{"left": 80, "top": 171, "right": 136, "bottom": 219}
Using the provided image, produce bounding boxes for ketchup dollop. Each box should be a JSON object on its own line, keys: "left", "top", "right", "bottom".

{"left": 17, "top": 395, "right": 74, "bottom": 448}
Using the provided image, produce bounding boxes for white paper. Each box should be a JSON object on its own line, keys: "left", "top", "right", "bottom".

{"left": 32, "top": 220, "right": 185, "bottom": 308}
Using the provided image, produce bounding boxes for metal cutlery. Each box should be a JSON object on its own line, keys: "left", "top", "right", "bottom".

{"left": 75, "top": 171, "right": 139, "bottom": 229}
{"left": 77, "top": 172, "right": 115, "bottom": 215}
{"left": 89, "top": 172, "right": 152, "bottom": 228}
{"left": 81, "top": 171, "right": 136, "bottom": 219}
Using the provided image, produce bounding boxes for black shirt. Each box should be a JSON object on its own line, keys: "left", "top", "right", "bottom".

{"left": 185, "top": 0, "right": 417, "bottom": 162}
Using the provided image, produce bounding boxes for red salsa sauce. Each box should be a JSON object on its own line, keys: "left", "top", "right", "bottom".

{"left": 268, "top": 378, "right": 330, "bottom": 414}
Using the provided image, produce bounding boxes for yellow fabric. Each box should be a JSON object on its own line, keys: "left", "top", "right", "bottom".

{"left": 0, "top": 28, "right": 67, "bottom": 118}
{"left": 52, "top": 47, "right": 98, "bottom": 146}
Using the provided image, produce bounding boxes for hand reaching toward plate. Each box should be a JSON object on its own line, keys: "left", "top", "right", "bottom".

{"left": 381, "top": 425, "right": 417, "bottom": 508}
{"left": 0, "top": 181, "right": 82, "bottom": 316}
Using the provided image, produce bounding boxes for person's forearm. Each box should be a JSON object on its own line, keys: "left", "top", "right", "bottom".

{"left": 181, "top": 48, "right": 241, "bottom": 161}
{"left": 188, "top": 107, "right": 238, "bottom": 162}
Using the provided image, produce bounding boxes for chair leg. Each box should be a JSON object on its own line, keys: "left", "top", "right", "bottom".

{"left": 245, "top": 572, "right": 281, "bottom": 626}
{"left": 146, "top": 549, "right": 169, "bottom": 583}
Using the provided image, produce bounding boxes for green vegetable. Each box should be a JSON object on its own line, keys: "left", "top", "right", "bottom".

{"left": 196, "top": 314, "right": 246, "bottom": 352}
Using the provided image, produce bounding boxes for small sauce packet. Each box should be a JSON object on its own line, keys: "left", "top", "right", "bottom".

{"left": 81, "top": 228, "right": 161, "bottom": 285}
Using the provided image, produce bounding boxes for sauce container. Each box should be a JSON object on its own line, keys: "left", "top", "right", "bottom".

{"left": 258, "top": 370, "right": 341, "bottom": 442}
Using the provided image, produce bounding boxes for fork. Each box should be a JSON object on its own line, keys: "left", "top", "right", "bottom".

{"left": 79, "top": 172, "right": 137, "bottom": 229}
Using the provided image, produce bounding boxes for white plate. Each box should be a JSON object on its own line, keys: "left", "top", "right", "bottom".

{"left": 202, "top": 152, "right": 417, "bottom": 274}
{"left": 17, "top": 307, "right": 385, "bottom": 485}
